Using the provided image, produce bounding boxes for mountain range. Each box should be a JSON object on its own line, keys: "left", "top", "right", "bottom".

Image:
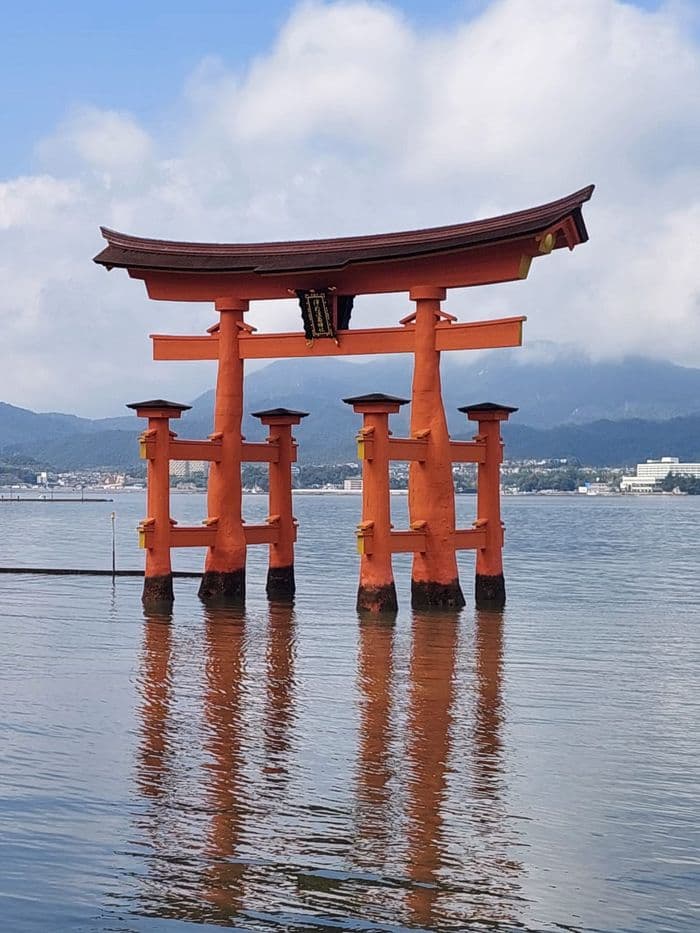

{"left": 2, "top": 353, "right": 700, "bottom": 469}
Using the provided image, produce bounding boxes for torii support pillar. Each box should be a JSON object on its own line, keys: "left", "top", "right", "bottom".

{"left": 459, "top": 403, "right": 518, "bottom": 610}
{"left": 251, "top": 407, "right": 308, "bottom": 601}
{"left": 408, "top": 287, "right": 465, "bottom": 610}
{"left": 199, "top": 297, "right": 249, "bottom": 606}
{"left": 127, "top": 399, "right": 191, "bottom": 608}
{"left": 344, "top": 393, "right": 409, "bottom": 615}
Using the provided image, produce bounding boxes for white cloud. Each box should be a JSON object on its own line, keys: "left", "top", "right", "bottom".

{"left": 232, "top": 1, "right": 415, "bottom": 144}
{"left": 0, "top": 0, "right": 698, "bottom": 415}
{"left": 59, "top": 107, "right": 154, "bottom": 173}
{"left": 0, "top": 175, "right": 79, "bottom": 230}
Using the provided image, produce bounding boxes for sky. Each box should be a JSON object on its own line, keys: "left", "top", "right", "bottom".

{"left": 1, "top": 0, "right": 699, "bottom": 416}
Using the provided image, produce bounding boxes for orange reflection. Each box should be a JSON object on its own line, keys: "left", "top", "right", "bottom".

{"left": 137, "top": 610, "right": 173, "bottom": 800}
{"left": 136, "top": 610, "right": 203, "bottom": 921}
{"left": 406, "top": 611, "right": 459, "bottom": 927}
{"left": 132, "top": 602, "right": 520, "bottom": 928}
{"left": 202, "top": 605, "right": 248, "bottom": 920}
{"left": 471, "top": 609, "right": 522, "bottom": 923}
{"left": 474, "top": 609, "right": 504, "bottom": 796}
{"left": 355, "top": 620, "right": 395, "bottom": 865}
{"left": 263, "top": 601, "right": 297, "bottom": 777}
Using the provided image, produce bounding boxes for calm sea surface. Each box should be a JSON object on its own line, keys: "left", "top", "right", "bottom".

{"left": 0, "top": 492, "right": 698, "bottom": 932}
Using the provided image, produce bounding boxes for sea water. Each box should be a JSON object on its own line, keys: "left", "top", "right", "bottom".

{"left": 0, "top": 493, "right": 698, "bottom": 931}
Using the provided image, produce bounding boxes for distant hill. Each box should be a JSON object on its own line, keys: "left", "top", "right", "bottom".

{"left": 11, "top": 430, "right": 146, "bottom": 472}
{"left": 8, "top": 411, "right": 699, "bottom": 471}
{"left": 499, "top": 414, "right": 700, "bottom": 467}
{"left": 2, "top": 353, "right": 700, "bottom": 469}
{"left": 0, "top": 402, "right": 95, "bottom": 445}
{"left": 0, "top": 402, "right": 135, "bottom": 447}
{"left": 187, "top": 351, "right": 700, "bottom": 432}
{"left": 442, "top": 352, "right": 700, "bottom": 426}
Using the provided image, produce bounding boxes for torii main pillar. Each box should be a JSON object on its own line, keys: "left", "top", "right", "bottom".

{"left": 408, "top": 287, "right": 465, "bottom": 610}
{"left": 198, "top": 298, "right": 248, "bottom": 605}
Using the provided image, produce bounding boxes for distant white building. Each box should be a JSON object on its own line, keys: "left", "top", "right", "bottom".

{"left": 169, "top": 460, "right": 208, "bottom": 479}
{"left": 343, "top": 477, "right": 363, "bottom": 491}
{"left": 620, "top": 457, "right": 700, "bottom": 493}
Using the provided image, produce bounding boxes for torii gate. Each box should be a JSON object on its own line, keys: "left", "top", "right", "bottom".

{"left": 94, "top": 185, "right": 593, "bottom": 612}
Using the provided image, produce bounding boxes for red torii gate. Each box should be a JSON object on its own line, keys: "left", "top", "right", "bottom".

{"left": 95, "top": 185, "right": 593, "bottom": 612}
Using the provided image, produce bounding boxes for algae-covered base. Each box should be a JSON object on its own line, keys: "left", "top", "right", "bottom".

{"left": 411, "top": 579, "right": 466, "bottom": 610}
{"left": 198, "top": 569, "right": 246, "bottom": 605}
{"left": 475, "top": 573, "right": 506, "bottom": 610}
{"left": 142, "top": 573, "right": 174, "bottom": 607}
{"left": 266, "top": 565, "right": 296, "bottom": 601}
{"left": 357, "top": 582, "right": 398, "bottom": 615}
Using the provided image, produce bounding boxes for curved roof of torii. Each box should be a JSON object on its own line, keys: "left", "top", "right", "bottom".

{"left": 93, "top": 185, "right": 593, "bottom": 300}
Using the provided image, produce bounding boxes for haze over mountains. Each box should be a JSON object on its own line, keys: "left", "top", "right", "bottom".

{"left": 2, "top": 353, "right": 700, "bottom": 469}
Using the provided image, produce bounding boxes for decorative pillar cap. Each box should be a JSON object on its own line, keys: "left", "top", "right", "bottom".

{"left": 215, "top": 296, "right": 249, "bottom": 312}
{"left": 251, "top": 407, "right": 309, "bottom": 426}
{"left": 127, "top": 399, "right": 192, "bottom": 419}
{"left": 458, "top": 401, "right": 518, "bottom": 422}
{"left": 343, "top": 392, "right": 410, "bottom": 414}
{"left": 409, "top": 285, "right": 447, "bottom": 301}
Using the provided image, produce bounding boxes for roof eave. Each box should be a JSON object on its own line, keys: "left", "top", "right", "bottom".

{"left": 93, "top": 184, "right": 594, "bottom": 275}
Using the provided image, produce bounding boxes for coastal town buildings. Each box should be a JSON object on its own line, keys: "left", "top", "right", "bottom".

{"left": 169, "top": 460, "right": 208, "bottom": 480}
{"left": 620, "top": 457, "right": 700, "bottom": 493}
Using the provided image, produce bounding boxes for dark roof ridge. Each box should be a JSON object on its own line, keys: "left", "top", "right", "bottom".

{"left": 97, "top": 185, "right": 594, "bottom": 259}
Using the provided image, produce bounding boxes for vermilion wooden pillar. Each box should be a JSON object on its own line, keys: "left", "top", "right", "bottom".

{"left": 251, "top": 407, "right": 308, "bottom": 601}
{"left": 408, "top": 287, "right": 465, "bottom": 610}
{"left": 199, "top": 298, "right": 249, "bottom": 605}
{"left": 345, "top": 393, "right": 409, "bottom": 614}
{"left": 459, "top": 403, "right": 518, "bottom": 609}
{"left": 128, "top": 399, "right": 190, "bottom": 607}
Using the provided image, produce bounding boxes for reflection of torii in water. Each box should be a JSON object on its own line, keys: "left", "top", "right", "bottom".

{"left": 353, "top": 610, "right": 523, "bottom": 930}
{"left": 200, "top": 606, "right": 248, "bottom": 922}
{"left": 135, "top": 603, "right": 522, "bottom": 928}
{"left": 96, "top": 187, "right": 593, "bottom": 613}
{"left": 135, "top": 603, "right": 299, "bottom": 925}
{"left": 135, "top": 610, "right": 215, "bottom": 922}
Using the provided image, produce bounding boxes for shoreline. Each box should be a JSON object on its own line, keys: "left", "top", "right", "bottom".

{"left": 0, "top": 486, "right": 692, "bottom": 500}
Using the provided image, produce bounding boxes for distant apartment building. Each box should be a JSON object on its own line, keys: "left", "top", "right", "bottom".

{"left": 343, "top": 477, "right": 363, "bottom": 491}
{"left": 620, "top": 457, "right": 700, "bottom": 493}
{"left": 169, "top": 460, "right": 208, "bottom": 480}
